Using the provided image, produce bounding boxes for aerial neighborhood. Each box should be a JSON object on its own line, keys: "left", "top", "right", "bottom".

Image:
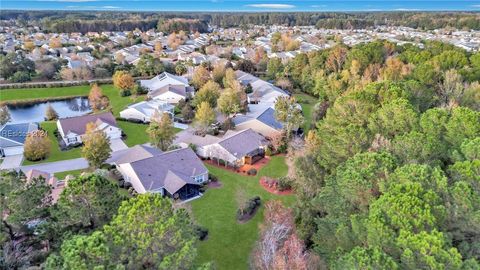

{"left": 1, "top": 10, "right": 480, "bottom": 270}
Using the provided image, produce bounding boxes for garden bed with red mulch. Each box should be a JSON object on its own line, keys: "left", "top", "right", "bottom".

{"left": 259, "top": 177, "right": 294, "bottom": 195}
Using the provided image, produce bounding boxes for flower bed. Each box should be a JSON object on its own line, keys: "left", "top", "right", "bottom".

{"left": 259, "top": 176, "right": 294, "bottom": 195}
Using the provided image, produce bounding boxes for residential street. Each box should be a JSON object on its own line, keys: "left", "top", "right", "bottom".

{"left": 20, "top": 157, "right": 89, "bottom": 174}
{"left": 19, "top": 146, "right": 131, "bottom": 174}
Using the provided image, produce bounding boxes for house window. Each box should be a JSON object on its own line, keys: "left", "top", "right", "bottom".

{"left": 67, "top": 137, "right": 77, "bottom": 143}
{"left": 193, "top": 175, "right": 204, "bottom": 183}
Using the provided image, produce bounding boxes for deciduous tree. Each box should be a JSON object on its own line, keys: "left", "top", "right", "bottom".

{"left": 81, "top": 123, "right": 111, "bottom": 168}
{"left": 147, "top": 111, "right": 176, "bottom": 151}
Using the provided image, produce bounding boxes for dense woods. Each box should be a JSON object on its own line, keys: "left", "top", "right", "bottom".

{"left": 279, "top": 40, "right": 480, "bottom": 269}
{"left": 1, "top": 11, "right": 480, "bottom": 33}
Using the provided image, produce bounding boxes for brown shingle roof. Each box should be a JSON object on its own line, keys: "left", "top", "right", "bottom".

{"left": 58, "top": 112, "right": 117, "bottom": 136}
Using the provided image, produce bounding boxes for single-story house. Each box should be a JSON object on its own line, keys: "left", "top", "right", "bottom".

{"left": 140, "top": 72, "right": 189, "bottom": 91}
{"left": 203, "top": 129, "right": 268, "bottom": 166}
{"left": 141, "top": 72, "right": 193, "bottom": 104}
{"left": 235, "top": 70, "right": 289, "bottom": 104}
{"left": 57, "top": 112, "right": 122, "bottom": 146}
{"left": 148, "top": 84, "right": 194, "bottom": 104}
{"left": 119, "top": 100, "right": 174, "bottom": 123}
{"left": 113, "top": 146, "right": 208, "bottom": 200}
{"left": 232, "top": 105, "right": 283, "bottom": 137}
{"left": 0, "top": 122, "right": 38, "bottom": 157}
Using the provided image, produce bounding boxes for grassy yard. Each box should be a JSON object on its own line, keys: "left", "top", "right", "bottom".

{"left": 190, "top": 156, "right": 295, "bottom": 270}
{"left": 23, "top": 121, "right": 82, "bottom": 165}
{"left": 294, "top": 93, "right": 317, "bottom": 132}
{"left": 54, "top": 169, "right": 88, "bottom": 180}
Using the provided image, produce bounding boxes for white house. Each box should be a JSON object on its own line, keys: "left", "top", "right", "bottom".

{"left": 0, "top": 123, "right": 38, "bottom": 157}
{"left": 140, "top": 72, "right": 189, "bottom": 91}
{"left": 57, "top": 112, "right": 122, "bottom": 146}
{"left": 140, "top": 72, "right": 193, "bottom": 104}
{"left": 148, "top": 84, "right": 194, "bottom": 104}
{"left": 119, "top": 100, "right": 174, "bottom": 123}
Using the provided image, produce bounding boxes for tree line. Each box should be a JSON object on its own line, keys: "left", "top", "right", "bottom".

{"left": 263, "top": 39, "right": 480, "bottom": 269}
{"left": 2, "top": 11, "right": 480, "bottom": 33}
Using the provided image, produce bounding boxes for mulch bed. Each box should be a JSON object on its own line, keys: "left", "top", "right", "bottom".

{"left": 237, "top": 205, "right": 260, "bottom": 224}
{"left": 259, "top": 177, "right": 294, "bottom": 195}
{"left": 207, "top": 181, "right": 223, "bottom": 189}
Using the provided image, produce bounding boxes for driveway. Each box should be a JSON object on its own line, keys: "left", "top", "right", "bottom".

{"left": 110, "top": 138, "right": 128, "bottom": 152}
{"left": 0, "top": 155, "right": 24, "bottom": 170}
{"left": 20, "top": 158, "right": 89, "bottom": 174}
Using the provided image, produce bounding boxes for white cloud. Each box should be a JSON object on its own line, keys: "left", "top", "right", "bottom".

{"left": 310, "top": 5, "right": 327, "bottom": 8}
{"left": 246, "top": 4, "right": 295, "bottom": 9}
{"left": 471, "top": 5, "right": 480, "bottom": 8}
{"left": 101, "top": 5, "right": 120, "bottom": 9}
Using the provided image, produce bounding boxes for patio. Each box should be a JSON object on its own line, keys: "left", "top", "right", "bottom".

{"left": 203, "top": 155, "right": 272, "bottom": 176}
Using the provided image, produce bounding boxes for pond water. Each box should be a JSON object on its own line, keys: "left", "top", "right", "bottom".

{"left": 8, "top": 97, "right": 91, "bottom": 123}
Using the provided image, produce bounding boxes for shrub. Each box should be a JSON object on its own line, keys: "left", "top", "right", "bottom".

{"left": 278, "top": 177, "right": 293, "bottom": 191}
{"left": 247, "top": 168, "right": 257, "bottom": 176}
{"left": 119, "top": 89, "right": 131, "bottom": 97}
{"left": 195, "top": 226, "right": 209, "bottom": 241}
{"left": 209, "top": 174, "right": 218, "bottom": 182}
{"left": 265, "top": 147, "right": 272, "bottom": 156}
{"left": 237, "top": 196, "right": 261, "bottom": 221}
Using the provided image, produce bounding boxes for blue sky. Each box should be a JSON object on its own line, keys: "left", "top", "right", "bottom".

{"left": 1, "top": 0, "right": 480, "bottom": 12}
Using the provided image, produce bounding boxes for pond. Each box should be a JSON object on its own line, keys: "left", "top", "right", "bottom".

{"left": 8, "top": 97, "right": 91, "bottom": 123}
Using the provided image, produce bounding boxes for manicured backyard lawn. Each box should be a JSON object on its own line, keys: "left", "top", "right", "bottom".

{"left": 23, "top": 121, "right": 82, "bottom": 165}
{"left": 190, "top": 156, "right": 295, "bottom": 270}
{"left": 294, "top": 93, "right": 317, "bottom": 132}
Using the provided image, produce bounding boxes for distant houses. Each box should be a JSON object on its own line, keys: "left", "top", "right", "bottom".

{"left": 0, "top": 122, "right": 38, "bottom": 157}
{"left": 57, "top": 112, "right": 121, "bottom": 146}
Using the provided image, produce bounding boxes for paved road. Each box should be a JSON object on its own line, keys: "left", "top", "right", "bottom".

{"left": 19, "top": 148, "right": 130, "bottom": 174}
{"left": 20, "top": 158, "right": 89, "bottom": 174}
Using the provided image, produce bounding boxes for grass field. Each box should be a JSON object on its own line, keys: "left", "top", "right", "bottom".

{"left": 294, "top": 93, "right": 317, "bottom": 132}
{"left": 190, "top": 156, "right": 295, "bottom": 270}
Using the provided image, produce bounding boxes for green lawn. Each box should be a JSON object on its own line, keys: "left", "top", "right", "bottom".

{"left": 294, "top": 93, "right": 317, "bottom": 132}
{"left": 190, "top": 156, "right": 295, "bottom": 270}
{"left": 1, "top": 85, "right": 91, "bottom": 101}
{"left": 23, "top": 121, "right": 82, "bottom": 165}
{"left": 54, "top": 169, "right": 87, "bottom": 180}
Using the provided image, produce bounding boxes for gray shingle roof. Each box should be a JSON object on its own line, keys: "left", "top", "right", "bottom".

{"left": 129, "top": 147, "right": 207, "bottom": 194}
{"left": 218, "top": 129, "right": 267, "bottom": 157}
{"left": 257, "top": 107, "right": 283, "bottom": 129}
{"left": 0, "top": 122, "right": 38, "bottom": 147}
{"left": 112, "top": 144, "right": 163, "bottom": 165}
